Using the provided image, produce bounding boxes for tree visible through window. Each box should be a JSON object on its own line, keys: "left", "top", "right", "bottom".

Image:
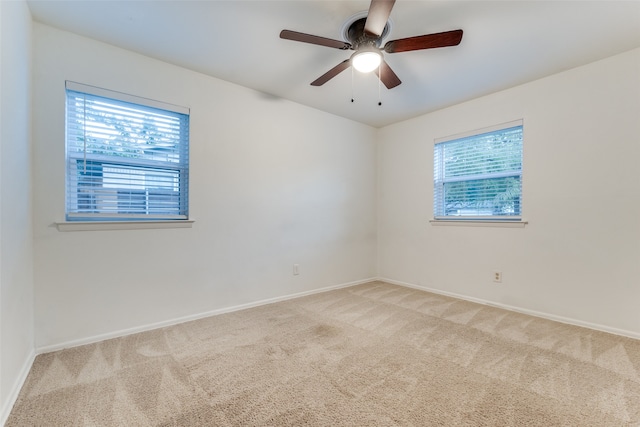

{"left": 433, "top": 121, "right": 523, "bottom": 220}
{"left": 65, "top": 82, "right": 189, "bottom": 221}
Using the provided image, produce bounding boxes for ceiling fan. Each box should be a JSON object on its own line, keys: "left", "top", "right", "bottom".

{"left": 280, "top": 0, "right": 463, "bottom": 89}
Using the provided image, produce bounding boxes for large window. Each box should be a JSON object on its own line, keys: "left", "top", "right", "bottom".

{"left": 433, "top": 121, "right": 523, "bottom": 220}
{"left": 65, "top": 82, "right": 189, "bottom": 221}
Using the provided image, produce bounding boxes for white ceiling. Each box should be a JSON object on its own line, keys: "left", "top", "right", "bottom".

{"left": 26, "top": 0, "right": 640, "bottom": 128}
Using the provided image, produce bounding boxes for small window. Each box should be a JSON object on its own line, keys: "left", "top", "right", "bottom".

{"left": 433, "top": 121, "right": 523, "bottom": 220}
{"left": 65, "top": 82, "right": 189, "bottom": 221}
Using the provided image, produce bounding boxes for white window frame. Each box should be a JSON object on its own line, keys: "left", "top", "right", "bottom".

{"left": 63, "top": 82, "right": 190, "bottom": 229}
{"left": 432, "top": 120, "right": 525, "bottom": 226}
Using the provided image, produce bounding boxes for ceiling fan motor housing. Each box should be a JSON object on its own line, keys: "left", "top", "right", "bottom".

{"left": 347, "top": 17, "right": 388, "bottom": 50}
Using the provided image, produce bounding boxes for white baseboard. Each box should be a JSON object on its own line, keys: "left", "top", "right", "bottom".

{"left": 379, "top": 277, "right": 640, "bottom": 340}
{"left": 1, "top": 349, "right": 36, "bottom": 427}
{"left": 36, "top": 277, "right": 378, "bottom": 355}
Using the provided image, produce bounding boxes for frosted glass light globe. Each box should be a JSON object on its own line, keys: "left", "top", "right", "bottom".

{"left": 352, "top": 51, "right": 381, "bottom": 73}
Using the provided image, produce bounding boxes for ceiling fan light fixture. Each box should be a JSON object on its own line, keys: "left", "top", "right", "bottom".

{"left": 352, "top": 50, "right": 381, "bottom": 73}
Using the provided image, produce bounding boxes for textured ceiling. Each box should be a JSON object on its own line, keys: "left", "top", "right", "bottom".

{"left": 27, "top": 0, "right": 640, "bottom": 128}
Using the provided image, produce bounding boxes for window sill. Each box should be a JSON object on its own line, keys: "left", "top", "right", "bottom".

{"left": 55, "top": 220, "right": 195, "bottom": 232}
{"left": 429, "top": 219, "right": 527, "bottom": 228}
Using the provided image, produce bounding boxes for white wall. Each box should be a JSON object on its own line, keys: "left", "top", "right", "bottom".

{"left": 0, "top": 0, "right": 35, "bottom": 422}
{"left": 32, "top": 23, "right": 377, "bottom": 350}
{"left": 378, "top": 47, "right": 640, "bottom": 336}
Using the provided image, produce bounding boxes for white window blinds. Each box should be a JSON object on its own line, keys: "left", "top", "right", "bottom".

{"left": 434, "top": 121, "right": 523, "bottom": 220}
{"left": 65, "top": 82, "right": 190, "bottom": 221}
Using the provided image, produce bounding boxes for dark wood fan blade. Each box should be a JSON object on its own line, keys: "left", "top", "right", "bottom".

{"left": 311, "top": 59, "right": 351, "bottom": 86}
{"left": 364, "top": 0, "right": 396, "bottom": 37}
{"left": 375, "top": 59, "right": 401, "bottom": 89}
{"left": 384, "top": 29, "right": 463, "bottom": 53}
{"left": 280, "top": 30, "right": 351, "bottom": 50}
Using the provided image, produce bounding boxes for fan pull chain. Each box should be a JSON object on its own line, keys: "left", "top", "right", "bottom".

{"left": 351, "top": 66, "right": 354, "bottom": 103}
{"left": 378, "top": 64, "right": 382, "bottom": 106}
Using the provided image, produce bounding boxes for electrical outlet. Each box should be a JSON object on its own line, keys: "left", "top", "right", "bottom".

{"left": 493, "top": 271, "right": 502, "bottom": 283}
{"left": 293, "top": 264, "right": 300, "bottom": 275}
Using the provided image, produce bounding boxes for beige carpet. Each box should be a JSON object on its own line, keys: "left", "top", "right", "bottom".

{"left": 7, "top": 281, "right": 640, "bottom": 426}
